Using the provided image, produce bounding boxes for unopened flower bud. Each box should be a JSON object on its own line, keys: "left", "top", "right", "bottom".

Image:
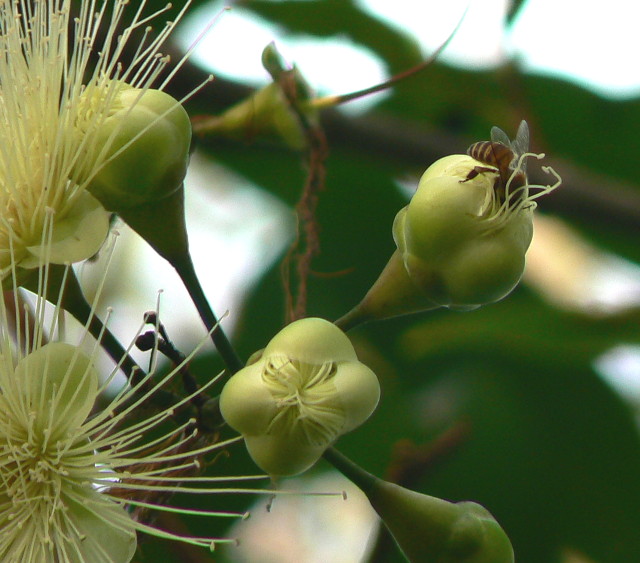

{"left": 220, "top": 318, "right": 380, "bottom": 476}
{"left": 193, "top": 43, "right": 315, "bottom": 150}
{"left": 370, "top": 480, "right": 514, "bottom": 563}
{"left": 82, "top": 85, "right": 192, "bottom": 211}
{"left": 74, "top": 82, "right": 193, "bottom": 264}
{"left": 193, "top": 81, "right": 309, "bottom": 150}
{"left": 394, "top": 154, "right": 534, "bottom": 309}
{"left": 324, "top": 448, "right": 514, "bottom": 563}
{"left": 336, "top": 127, "right": 561, "bottom": 330}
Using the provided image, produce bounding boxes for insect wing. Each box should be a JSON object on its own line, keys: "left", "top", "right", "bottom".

{"left": 490, "top": 120, "right": 530, "bottom": 173}
{"left": 511, "top": 120, "right": 530, "bottom": 157}
{"left": 489, "top": 125, "right": 511, "bottom": 147}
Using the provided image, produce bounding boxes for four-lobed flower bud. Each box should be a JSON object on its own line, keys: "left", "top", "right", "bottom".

{"left": 219, "top": 317, "right": 380, "bottom": 477}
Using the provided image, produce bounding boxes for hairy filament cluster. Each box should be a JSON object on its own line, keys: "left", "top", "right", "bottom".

{"left": 0, "top": 244, "right": 267, "bottom": 562}
{"left": 482, "top": 152, "right": 561, "bottom": 233}
{"left": 0, "top": 0, "right": 198, "bottom": 279}
{"left": 263, "top": 355, "right": 345, "bottom": 446}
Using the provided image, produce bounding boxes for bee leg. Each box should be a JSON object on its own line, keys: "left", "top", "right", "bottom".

{"left": 462, "top": 165, "right": 496, "bottom": 182}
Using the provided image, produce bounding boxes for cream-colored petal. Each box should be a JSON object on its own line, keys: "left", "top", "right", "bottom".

{"left": 22, "top": 191, "right": 110, "bottom": 268}
{"left": 14, "top": 342, "right": 98, "bottom": 437}
{"left": 64, "top": 489, "right": 137, "bottom": 563}
{"left": 219, "top": 362, "right": 278, "bottom": 436}
{"left": 244, "top": 433, "right": 327, "bottom": 477}
{"left": 334, "top": 361, "right": 380, "bottom": 433}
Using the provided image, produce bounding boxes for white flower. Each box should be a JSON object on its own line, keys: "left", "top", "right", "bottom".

{"left": 0, "top": 258, "right": 268, "bottom": 562}
{"left": 0, "top": 0, "right": 195, "bottom": 279}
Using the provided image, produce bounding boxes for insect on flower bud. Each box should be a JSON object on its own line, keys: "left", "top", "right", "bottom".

{"left": 219, "top": 318, "right": 380, "bottom": 477}
{"left": 393, "top": 153, "right": 535, "bottom": 310}
{"left": 336, "top": 122, "right": 561, "bottom": 330}
{"left": 82, "top": 85, "right": 192, "bottom": 211}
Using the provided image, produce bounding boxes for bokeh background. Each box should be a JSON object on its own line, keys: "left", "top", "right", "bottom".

{"left": 85, "top": 1, "right": 640, "bottom": 561}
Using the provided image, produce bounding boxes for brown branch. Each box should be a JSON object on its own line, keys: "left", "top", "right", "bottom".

{"left": 269, "top": 67, "right": 329, "bottom": 323}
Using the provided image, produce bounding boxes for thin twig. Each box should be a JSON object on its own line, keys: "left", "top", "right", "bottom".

{"left": 274, "top": 69, "right": 329, "bottom": 323}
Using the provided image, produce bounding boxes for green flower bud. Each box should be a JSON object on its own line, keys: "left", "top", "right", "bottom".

{"left": 194, "top": 82, "right": 306, "bottom": 150}
{"left": 193, "top": 43, "right": 316, "bottom": 150}
{"left": 394, "top": 154, "right": 534, "bottom": 309}
{"left": 83, "top": 85, "right": 192, "bottom": 211}
{"left": 324, "top": 448, "right": 514, "bottom": 563}
{"left": 335, "top": 131, "right": 561, "bottom": 330}
{"left": 220, "top": 318, "right": 380, "bottom": 476}
{"left": 369, "top": 480, "right": 514, "bottom": 563}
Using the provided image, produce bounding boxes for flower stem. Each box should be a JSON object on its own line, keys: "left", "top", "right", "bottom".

{"left": 311, "top": 9, "right": 465, "bottom": 109}
{"left": 171, "top": 253, "right": 244, "bottom": 375}
{"left": 323, "top": 446, "right": 377, "bottom": 495}
{"left": 333, "top": 304, "right": 372, "bottom": 332}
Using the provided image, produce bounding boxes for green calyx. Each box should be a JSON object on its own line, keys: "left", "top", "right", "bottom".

{"left": 84, "top": 86, "right": 192, "bottom": 211}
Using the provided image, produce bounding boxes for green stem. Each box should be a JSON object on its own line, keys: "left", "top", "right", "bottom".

{"left": 311, "top": 7, "right": 465, "bottom": 109}
{"left": 333, "top": 303, "right": 372, "bottom": 332}
{"left": 323, "top": 446, "right": 378, "bottom": 495}
{"left": 172, "top": 253, "right": 244, "bottom": 375}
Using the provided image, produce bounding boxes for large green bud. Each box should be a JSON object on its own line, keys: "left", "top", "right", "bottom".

{"left": 394, "top": 154, "right": 533, "bottom": 310}
{"left": 324, "top": 448, "right": 514, "bottom": 563}
{"left": 370, "top": 481, "right": 514, "bottom": 562}
{"left": 83, "top": 85, "right": 191, "bottom": 211}
{"left": 220, "top": 318, "right": 380, "bottom": 477}
{"left": 73, "top": 82, "right": 194, "bottom": 264}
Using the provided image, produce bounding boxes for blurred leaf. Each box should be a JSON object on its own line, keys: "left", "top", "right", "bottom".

{"left": 404, "top": 355, "right": 640, "bottom": 563}
{"left": 398, "top": 290, "right": 640, "bottom": 368}
{"left": 506, "top": 0, "right": 528, "bottom": 26}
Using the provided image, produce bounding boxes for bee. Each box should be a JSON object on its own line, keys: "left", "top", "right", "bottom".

{"left": 466, "top": 120, "right": 530, "bottom": 204}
